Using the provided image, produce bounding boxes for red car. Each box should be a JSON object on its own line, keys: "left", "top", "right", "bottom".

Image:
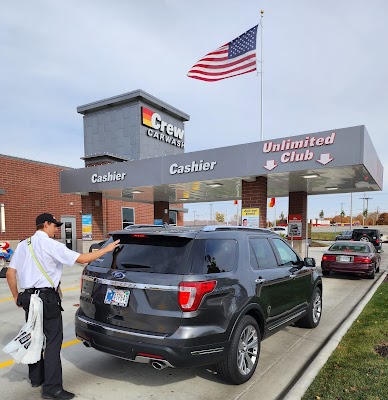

{"left": 321, "top": 241, "right": 380, "bottom": 279}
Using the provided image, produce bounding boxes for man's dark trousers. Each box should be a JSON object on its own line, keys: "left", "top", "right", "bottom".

{"left": 23, "top": 290, "right": 63, "bottom": 393}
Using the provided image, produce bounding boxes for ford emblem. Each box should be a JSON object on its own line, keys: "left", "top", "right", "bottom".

{"left": 112, "top": 271, "right": 125, "bottom": 279}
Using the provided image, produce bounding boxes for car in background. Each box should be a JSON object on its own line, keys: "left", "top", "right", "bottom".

{"left": 351, "top": 227, "right": 382, "bottom": 252}
{"left": 335, "top": 230, "right": 353, "bottom": 241}
{"left": 321, "top": 241, "right": 380, "bottom": 279}
{"left": 76, "top": 225, "right": 322, "bottom": 384}
{"left": 270, "top": 226, "right": 288, "bottom": 237}
{"left": 380, "top": 233, "right": 388, "bottom": 243}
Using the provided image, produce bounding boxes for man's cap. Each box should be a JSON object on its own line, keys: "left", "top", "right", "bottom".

{"left": 36, "top": 213, "right": 63, "bottom": 227}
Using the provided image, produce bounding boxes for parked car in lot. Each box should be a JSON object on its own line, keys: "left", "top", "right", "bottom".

{"left": 75, "top": 225, "right": 322, "bottom": 384}
{"left": 270, "top": 226, "right": 288, "bottom": 237}
{"left": 380, "top": 232, "right": 388, "bottom": 243}
{"left": 321, "top": 241, "right": 380, "bottom": 279}
{"left": 351, "top": 227, "right": 382, "bottom": 252}
{"left": 335, "top": 230, "right": 353, "bottom": 241}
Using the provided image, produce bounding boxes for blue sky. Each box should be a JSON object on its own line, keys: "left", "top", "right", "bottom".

{"left": 2, "top": 0, "right": 388, "bottom": 221}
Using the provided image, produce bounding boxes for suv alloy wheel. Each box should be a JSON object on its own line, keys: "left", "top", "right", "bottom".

{"left": 216, "top": 316, "right": 261, "bottom": 384}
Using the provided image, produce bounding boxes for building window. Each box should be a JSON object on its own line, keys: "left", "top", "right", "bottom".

{"left": 122, "top": 207, "right": 134, "bottom": 229}
{"left": 0, "top": 203, "right": 5, "bottom": 233}
{"left": 169, "top": 211, "right": 177, "bottom": 226}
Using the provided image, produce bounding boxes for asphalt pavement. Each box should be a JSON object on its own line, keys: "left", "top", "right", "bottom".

{"left": 0, "top": 245, "right": 386, "bottom": 400}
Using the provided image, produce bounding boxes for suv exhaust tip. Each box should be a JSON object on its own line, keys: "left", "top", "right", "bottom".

{"left": 151, "top": 360, "right": 168, "bottom": 370}
{"left": 82, "top": 340, "right": 92, "bottom": 348}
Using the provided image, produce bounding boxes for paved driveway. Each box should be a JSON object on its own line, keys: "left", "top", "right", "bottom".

{"left": 0, "top": 245, "right": 386, "bottom": 400}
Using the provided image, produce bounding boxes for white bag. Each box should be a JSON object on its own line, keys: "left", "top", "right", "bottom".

{"left": 3, "top": 293, "right": 45, "bottom": 364}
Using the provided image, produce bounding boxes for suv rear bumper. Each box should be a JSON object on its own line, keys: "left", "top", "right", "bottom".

{"left": 75, "top": 309, "right": 229, "bottom": 368}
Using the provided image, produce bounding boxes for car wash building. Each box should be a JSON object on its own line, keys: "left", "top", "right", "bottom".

{"left": 1, "top": 90, "right": 384, "bottom": 257}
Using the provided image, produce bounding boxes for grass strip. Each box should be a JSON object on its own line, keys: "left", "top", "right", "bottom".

{"left": 302, "top": 277, "right": 388, "bottom": 400}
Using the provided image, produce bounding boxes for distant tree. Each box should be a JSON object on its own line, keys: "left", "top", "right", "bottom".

{"left": 231, "top": 214, "right": 238, "bottom": 225}
{"left": 340, "top": 210, "right": 345, "bottom": 223}
{"left": 377, "top": 213, "right": 388, "bottom": 225}
{"left": 215, "top": 211, "right": 225, "bottom": 223}
{"left": 319, "top": 210, "right": 324, "bottom": 219}
{"left": 280, "top": 212, "right": 285, "bottom": 220}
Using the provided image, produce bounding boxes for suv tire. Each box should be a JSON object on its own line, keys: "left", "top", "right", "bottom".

{"left": 359, "top": 236, "right": 371, "bottom": 242}
{"left": 216, "top": 316, "right": 260, "bottom": 384}
{"left": 295, "top": 287, "right": 322, "bottom": 329}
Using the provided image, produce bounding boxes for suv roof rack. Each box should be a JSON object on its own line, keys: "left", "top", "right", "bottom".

{"left": 201, "top": 225, "right": 271, "bottom": 233}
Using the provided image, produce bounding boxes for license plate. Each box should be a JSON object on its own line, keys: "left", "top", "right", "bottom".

{"left": 104, "top": 288, "right": 130, "bottom": 307}
{"left": 337, "top": 255, "right": 351, "bottom": 262}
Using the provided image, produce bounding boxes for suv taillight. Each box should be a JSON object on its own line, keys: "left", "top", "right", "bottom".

{"left": 178, "top": 280, "right": 217, "bottom": 312}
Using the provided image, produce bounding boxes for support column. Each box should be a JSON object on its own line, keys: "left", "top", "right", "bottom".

{"left": 288, "top": 191, "right": 308, "bottom": 258}
{"left": 242, "top": 177, "right": 267, "bottom": 228}
{"left": 154, "top": 201, "right": 169, "bottom": 224}
{"left": 81, "top": 193, "right": 104, "bottom": 240}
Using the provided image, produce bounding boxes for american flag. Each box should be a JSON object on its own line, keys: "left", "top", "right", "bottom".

{"left": 187, "top": 25, "right": 258, "bottom": 82}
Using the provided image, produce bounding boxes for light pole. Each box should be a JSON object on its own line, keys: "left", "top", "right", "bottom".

{"left": 193, "top": 211, "right": 197, "bottom": 226}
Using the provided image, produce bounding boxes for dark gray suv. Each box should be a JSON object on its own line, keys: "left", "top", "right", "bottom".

{"left": 75, "top": 226, "right": 322, "bottom": 384}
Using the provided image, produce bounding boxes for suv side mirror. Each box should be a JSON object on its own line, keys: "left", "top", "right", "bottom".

{"left": 304, "top": 257, "right": 316, "bottom": 267}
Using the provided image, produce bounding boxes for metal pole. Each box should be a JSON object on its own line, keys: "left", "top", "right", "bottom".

{"left": 361, "top": 192, "right": 365, "bottom": 225}
{"left": 260, "top": 10, "right": 264, "bottom": 141}
{"left": 350, "top": 192, "right": 353, "bottom": 228}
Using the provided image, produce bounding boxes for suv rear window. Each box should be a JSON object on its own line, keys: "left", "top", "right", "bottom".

{"left": 95, "top": 235, "right": 194, "bottom": 273}
{"left": 190, "top": 239, "right": 237, "bottom": 274}
{"left": 352, "top": 229, "right": 380, "bottom": 239}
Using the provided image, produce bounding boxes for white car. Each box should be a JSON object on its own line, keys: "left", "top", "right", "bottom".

{"left": 270, "top": 226, "right": 288, "bottom": 237}
{"left": 380, "top": 233, "right": 388, "bottom": 243}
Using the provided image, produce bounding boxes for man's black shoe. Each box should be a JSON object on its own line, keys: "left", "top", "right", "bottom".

{"left": 31, "top": 381, "right": 44, "bottom": 388}
{"left": 41, "top": 389, "right": 75, "bottom": 399}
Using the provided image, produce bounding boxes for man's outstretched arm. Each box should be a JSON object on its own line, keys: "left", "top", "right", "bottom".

{"left": 76, "top": 239, "right": 121, "bottom": 264}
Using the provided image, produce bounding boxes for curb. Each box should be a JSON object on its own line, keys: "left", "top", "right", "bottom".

{"left": 282, "top": 269, "right": 388, "bottom": 399}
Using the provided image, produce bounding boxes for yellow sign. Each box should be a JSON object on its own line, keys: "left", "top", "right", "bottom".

{"left": 242, "top": 208, "right": 259, "bottom": 217}
{"left": 242, "top": 208, "right": 260, "bottom": 227}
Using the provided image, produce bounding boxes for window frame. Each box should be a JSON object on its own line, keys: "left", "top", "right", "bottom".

{"left": 121, "top": 207, "right": 135, "bottom": 229}
{"left": 169, "top": 210, "right": 178, "bottom": 226}
{"left": 248, "top": 237, "right": 280, "bottom": 270}
{"left": 271, "top": 237, "right": 302, "bottom": 267}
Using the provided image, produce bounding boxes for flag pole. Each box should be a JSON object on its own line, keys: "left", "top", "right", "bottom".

{"left": 259, "top": 10, "right": 264, "bottom": 141}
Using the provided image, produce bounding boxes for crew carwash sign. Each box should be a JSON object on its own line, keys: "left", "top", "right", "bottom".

{"left": 142, "top": 107, "right": 184, "bottom": 148}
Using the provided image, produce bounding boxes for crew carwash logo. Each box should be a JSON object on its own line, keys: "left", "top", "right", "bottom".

{"left": 142, "top": 107, "right": 184, "bottom": 148}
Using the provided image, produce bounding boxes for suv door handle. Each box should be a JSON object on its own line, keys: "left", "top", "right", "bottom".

{"left": 289, "top": 274, "right": 297, "bottom": 279}
{"left": 255, "top": 278, "right": 266, "bottom": 284}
